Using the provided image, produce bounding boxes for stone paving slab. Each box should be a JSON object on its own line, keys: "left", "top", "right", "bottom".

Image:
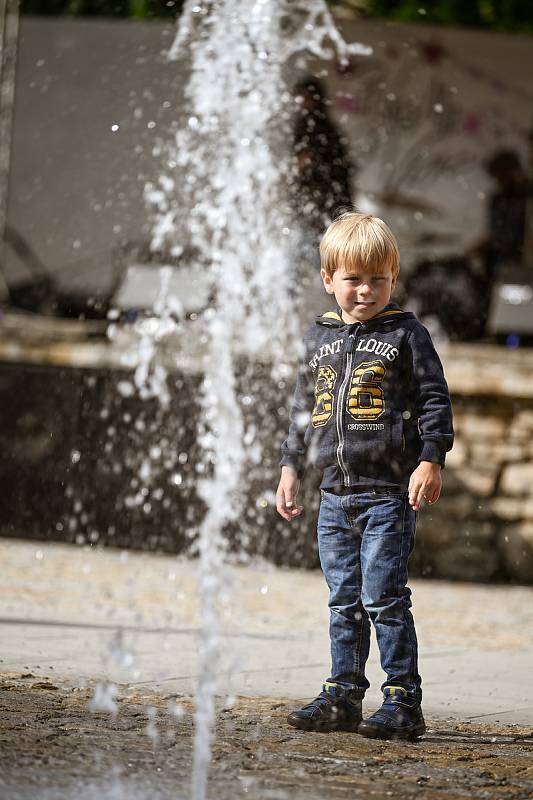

{"left": 1, "top": 538, "right": 533, "bottom": 723}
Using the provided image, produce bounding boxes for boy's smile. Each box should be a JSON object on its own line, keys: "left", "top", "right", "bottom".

{"left": 321, "top": 265, "right": 396, "bottom": 324}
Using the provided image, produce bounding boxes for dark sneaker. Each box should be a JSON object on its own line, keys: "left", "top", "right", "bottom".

{"left": 287, "top": 681, "right": 362, "bottom": 732}
{"left": 358, "top": 686, "right": 426, "bottom": 741}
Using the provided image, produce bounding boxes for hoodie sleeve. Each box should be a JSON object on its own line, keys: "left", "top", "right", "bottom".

{"left": 280, "top": 345, "right": 315, "bottom": 479}
{"left": 406, "top": 323, "right": 454, "bottom": 466}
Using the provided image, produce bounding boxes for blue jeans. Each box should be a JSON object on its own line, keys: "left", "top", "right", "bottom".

{"left": 318, "top": 489, "right": 422, "bottom": 701}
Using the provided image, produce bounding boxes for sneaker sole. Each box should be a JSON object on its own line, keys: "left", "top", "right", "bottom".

{"left": 287, "top": 714, "right": 361, "bottom": 733}
{"left": 358, "top": 721, "right": 426, "bottom": 741}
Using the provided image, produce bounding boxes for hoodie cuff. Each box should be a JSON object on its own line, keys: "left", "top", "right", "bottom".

{"left": 419, "top": 440, "right": 447, "bottom": 467}
{"left": 279, "top": 455, "right": 306, "bottom": 480}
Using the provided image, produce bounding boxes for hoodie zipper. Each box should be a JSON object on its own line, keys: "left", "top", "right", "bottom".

{"left": 336, "top": 329, "right": 358, "bottom": 486}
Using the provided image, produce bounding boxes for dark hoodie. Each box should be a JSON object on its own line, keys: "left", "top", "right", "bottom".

{"left": 280, "top": 304, "right": 454, "bottom": 490}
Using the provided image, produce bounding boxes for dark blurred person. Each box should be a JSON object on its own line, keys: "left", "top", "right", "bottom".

{"left": 466, "top": 148, "right": 532, "bottom": 336}
{"left": 471, "top": 149, "right": 532, "bottom": 278}
{"left": 291, "top": 76, "right": 356, "bottom": 245}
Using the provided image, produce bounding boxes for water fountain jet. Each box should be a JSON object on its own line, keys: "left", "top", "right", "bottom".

{"left": 145, "top": 3, "right": 371, "bottom": 797}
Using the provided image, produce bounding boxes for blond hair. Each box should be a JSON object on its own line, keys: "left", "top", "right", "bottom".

{"left": 319, "top": 212, "right": 400, "bottom": 279}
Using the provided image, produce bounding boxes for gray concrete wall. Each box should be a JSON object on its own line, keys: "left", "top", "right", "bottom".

{"left": 6, "top": 16, "right": 185, "bottom": 297}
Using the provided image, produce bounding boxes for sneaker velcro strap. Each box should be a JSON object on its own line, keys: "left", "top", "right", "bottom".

{"left": 323, "top": 682, "right": 362, "bottom": 705}
{"left": 322, "top": 681, "right": 345, "bottom": 697}
{"left": 383, "top": 685, "right": 408, "bottom": 699}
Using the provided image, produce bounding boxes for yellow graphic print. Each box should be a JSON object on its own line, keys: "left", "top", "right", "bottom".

{"left": 347, "top": 360, "right": 386, "bottom": 420}
{"left": 312, "top": 365, "right": 337, "bottom": 427}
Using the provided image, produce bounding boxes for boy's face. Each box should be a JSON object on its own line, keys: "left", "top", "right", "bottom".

{"left": 321, "top": 264, "right": 396, "bottom": 324}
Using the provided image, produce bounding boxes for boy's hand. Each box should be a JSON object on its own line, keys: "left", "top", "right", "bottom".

{"left": 276, "top": 466, "right": 303, "bottom": 521}
{"left": 408, "top": 461, "right": 442, "bottom": 511}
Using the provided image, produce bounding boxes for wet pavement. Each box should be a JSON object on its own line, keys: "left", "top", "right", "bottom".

{"left": 1, "top": 538, "right": 533, "bottom": 799}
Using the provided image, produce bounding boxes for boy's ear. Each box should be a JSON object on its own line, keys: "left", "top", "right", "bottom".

{"left": 321, "top": 268, "right": 334, "bottom": 294}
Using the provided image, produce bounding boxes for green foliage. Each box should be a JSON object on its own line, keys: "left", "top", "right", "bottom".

{"left": 333, "top": 0, "right": 533, "bottom": 33}
{"left": 20, "top": 0, "right": 184, "bottom": 17}
{"left": 20, "top": 0, "right": 533, "bottom": 33}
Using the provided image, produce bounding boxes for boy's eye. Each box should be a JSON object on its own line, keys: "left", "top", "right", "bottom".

{"left": 344, "top": 275, "right": 385, "bottom": 283}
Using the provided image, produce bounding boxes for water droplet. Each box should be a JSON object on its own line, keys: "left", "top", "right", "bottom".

{"left": 90, "top": 683, "right": 118, "bottom": 715}
{"left": 117, "top": 381, "right": 135, "bottom": 398}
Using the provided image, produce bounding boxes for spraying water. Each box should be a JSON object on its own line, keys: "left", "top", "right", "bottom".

{"left": 145, "top": 2, "right": 370, "bottom": 797}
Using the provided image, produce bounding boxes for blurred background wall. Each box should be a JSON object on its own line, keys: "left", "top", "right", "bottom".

{"left": 4, "top": 14, "right": 532, "bottom": 302}
{"left": 1, "top": 4, "right": 533, "bottom": 583}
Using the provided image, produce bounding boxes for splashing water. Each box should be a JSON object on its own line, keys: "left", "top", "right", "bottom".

{"left": 110, "top": 266, "right": 182, "bottom": 408}
{"left": 89, "top": 682, "right": 119, "bottom": 715}
{"left": 145, "top": 2, "right": 370, "bottom": 798}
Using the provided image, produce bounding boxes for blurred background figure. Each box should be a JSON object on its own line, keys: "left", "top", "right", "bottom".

{"left": 471, "top": 148, "right": 532, "bottom": 282}
{"left": 467, "top": 147, "right": 533, "bottom": 339}
{"left": 291, "top": 75, "right": 356, "bottom": 237}
{"left": 292, "top": 76, "right": 356, "bottom": 238}
{"left": 290, "top": 76, "right": 356, "bottom": 315}
{"left": 406, "top": 147, "right": 533, "bottom": 343}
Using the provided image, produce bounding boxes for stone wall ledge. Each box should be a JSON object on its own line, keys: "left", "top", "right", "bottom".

{"left": 440, "top": 343, "right": 533, "bottom": 398}
{"left": 1, "top": 323, "right": 533, "bottom": 583}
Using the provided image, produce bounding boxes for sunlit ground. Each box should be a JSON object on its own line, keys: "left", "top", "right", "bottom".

{"left": 1, "top": 538, "right": 532, "bottom": 799}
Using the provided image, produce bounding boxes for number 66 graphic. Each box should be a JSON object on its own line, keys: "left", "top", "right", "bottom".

{"left": 347, "top": 360, "right": 386, "bottom": 420}
{"left": 312, "top": 365, "right": 337, "bottom": 427}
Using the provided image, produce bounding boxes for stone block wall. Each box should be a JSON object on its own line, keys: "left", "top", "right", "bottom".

{"left": 1, "top": 335, "right": 533, "bottom": 583}
{"left": 414, "top": 345, "right": 533, "bottom": 583}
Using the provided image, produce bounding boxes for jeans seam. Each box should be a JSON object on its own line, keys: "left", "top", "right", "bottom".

{"left": 398, "top": 497, "right": 418, "bottom": 689}
{"left": 394, "top": 495, "right": 408, "bottom": 594}
{"left": 353, "top": 512, "right": 363, "bottom": 680}
{"left": 341, "top": 494, "right": 363, "bottom": 680}
{"left": 353, "top": 598, "right": 364, "bottom": 680}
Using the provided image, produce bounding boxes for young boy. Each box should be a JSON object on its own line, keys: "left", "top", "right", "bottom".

{"left": 277, "top": 212, "right": 453, "bottom": 741}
